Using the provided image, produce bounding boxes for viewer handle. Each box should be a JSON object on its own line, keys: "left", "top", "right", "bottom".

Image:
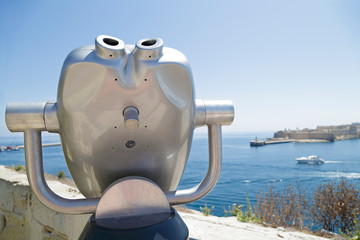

{"left": 166, "top": 99, "right": 234, "bottom": 205}
{"left": 5, "top": 102, "right": 59, "bottom": 133}
{"left": 24, "top": 130, "right": 99, "bottom": 214}
{"left": 166, "top": 124, "right": 222, "bottom": 205}
{"left": 6, "top": 102, "right": 99, "bottom": 214}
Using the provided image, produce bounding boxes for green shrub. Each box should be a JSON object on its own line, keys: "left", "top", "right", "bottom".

{"left": 238, "top": 193, "right": 260, "bottom": 223}
{"left": 225, "top": 193, "right": 260, "bottom": 223}
{"left": 225, "top": 203, "right": 243, "bottom": 217}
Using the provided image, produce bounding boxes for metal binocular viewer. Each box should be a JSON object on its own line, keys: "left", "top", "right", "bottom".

{"left": 6, "top": 35, "right": 234, "bottom": 239}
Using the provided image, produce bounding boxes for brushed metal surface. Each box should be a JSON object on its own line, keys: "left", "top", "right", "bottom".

{"left": 44, "top": 102, "right": 60, "bottom": 133}
{"left": 95, "top": 176, "right": 171, "bottom": 228}
{"left": 95, "top": 35, "right": 125, "bottom": 59}
{"left": 5, "top": 102, "right": 60, "bottom": 132}
{"left": 166, "top": 124, "right": 222, "bottom": 205}
{"left": 24, "top": 130, "right": 99, "bottom": 214}
{"left": 194, "top": 100, "right": 235, "bottom": 127}
{"left": 57, "top": 35, "right": 195, "bottom": 198}
{"left": 5, "top": 102, "right": 46, "bottom": 131}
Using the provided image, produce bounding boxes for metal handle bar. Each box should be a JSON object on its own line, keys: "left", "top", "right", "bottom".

{"left": 24, "top": 130, "right": 99, "bottom": 214}
{"left": 165, "top": 124, "right": 222, "bottom": 204}
{"left": 5, "top": 100, "right": 234, "bottom": 214}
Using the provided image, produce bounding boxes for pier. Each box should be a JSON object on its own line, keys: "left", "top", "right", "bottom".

{"left": 250, "top": 139, "right": 292, "bottom": 147}
{"left": 250, "top": 138, "right": 329, "bottom": 147}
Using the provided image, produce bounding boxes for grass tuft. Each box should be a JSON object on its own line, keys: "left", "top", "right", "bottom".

{"left": 200, "top": 201, "right": 214, "bottom": 216}
{"left": 57, "top": 170, "right": 66, "bottom": 180}
{"left": 13, "top": 164, "right": 25, "bottom": 171}
{"left": 225, "top": 193, "right": 260, "bottom": 223}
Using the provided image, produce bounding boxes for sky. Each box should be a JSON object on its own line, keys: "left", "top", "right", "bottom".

{"left": 0, "top": 0, "right": 359, "bottom": 137}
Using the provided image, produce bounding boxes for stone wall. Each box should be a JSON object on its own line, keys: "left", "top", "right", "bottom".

{"left": 0, "top": 165, "right": 91, "bottom": 240}
{"left": 309, "top": 132, "right": 335, "bottom": 141}
{"left": 274, "top": 123, "right": 360, "bottom": 141}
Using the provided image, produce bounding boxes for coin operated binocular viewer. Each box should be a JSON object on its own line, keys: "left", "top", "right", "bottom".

{"left": 6, "top": 35, "right": 234, "bottom": 239}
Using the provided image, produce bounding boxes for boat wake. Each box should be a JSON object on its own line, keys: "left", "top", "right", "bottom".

{"left": 311, "top": 171, "right": 360, "bottom": 179}
{"left": 265, "top": 179, "right": 283, "bottom": 183}
{"left": 324, "top": 161, "right": 343, "bottom": 164}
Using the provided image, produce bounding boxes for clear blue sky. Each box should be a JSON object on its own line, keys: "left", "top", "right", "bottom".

{"left": 1, "top": 0, "right": 359, "bottom": 137}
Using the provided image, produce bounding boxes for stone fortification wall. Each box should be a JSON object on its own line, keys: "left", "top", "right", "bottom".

{"left": 273, "top": 131, "right": 287, "bottom": 138}
{"left": 274, "top": 131, "right": 335, "bottom": 141}
{"left": 310, "top": 132, "right": 335, "bottom": 141}
{"left": 0, "top": 165, "right": 90, "bottom": 240}
{"left": 274, "top": 123, "right": 360, "bottom": 141}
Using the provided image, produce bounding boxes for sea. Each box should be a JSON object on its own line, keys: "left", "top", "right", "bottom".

{"left": 1, "top": 132, "right": 360, "bottom": 217}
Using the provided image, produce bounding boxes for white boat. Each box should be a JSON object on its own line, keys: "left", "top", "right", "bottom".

{"left": 296, "top": 155, "right": 325, "bottom": 164}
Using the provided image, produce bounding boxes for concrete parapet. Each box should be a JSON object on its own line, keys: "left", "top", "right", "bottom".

{"left": 0, "top": 165, "right": 90, "bottom": 240}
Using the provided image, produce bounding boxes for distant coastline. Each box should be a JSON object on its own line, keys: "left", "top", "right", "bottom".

{"left": 251, "top": 122, "right": 360, "bottom": 146}
{"left": 0, "top": 143, "right": 61, "bottom": 152}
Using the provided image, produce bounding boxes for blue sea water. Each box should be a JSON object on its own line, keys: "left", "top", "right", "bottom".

{"left": 1, "top": 133, "right": 360, "bottom": 217}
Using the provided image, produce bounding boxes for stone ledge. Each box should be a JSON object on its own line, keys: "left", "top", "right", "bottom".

{"left": 0, "top": 165, "right": 90, "bottom": 240}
